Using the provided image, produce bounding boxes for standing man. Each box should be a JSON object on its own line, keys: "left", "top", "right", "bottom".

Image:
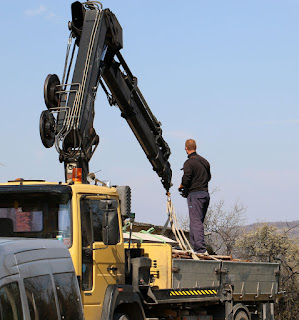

{"left": 179, "top": 139, "right": 211, "bottom": 255}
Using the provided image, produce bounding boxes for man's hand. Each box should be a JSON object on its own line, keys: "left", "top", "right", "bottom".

{"left": 178, "top": 184, "right": 188, "bottom": 198}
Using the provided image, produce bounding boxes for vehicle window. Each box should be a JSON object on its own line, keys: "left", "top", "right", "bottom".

{"left": 53, "top": 273, "right": 84, "bottom": 320}
{"left": 80, "top": 197, "right": 120, "bottom": 291}
{"left": 0, "top": 282, "right": 23, "bottom": 320}
{"left": 90, "top": 200, "right": 104, "bottom": 242}
{"left": 24, "top": 275, "right": 58, "bottom": 320}
{"left": 0, "top": 193, "right": 72, "bottom": 248}
{"left": 81, "top": 198, "right": 118, "bottom": 242}
{"left": 80, "top": 199, "right": 93, "bottom": 291}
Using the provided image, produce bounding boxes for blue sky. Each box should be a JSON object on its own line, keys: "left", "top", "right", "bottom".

{"left": 0, "top": 0, "right": 298, "bottom": 225}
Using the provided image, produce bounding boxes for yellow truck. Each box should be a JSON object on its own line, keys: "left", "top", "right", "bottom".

{"left": 0, "top": 1, "right": 280, "bottom": 319}
{"left": 0, "top": 179, "right": 280, "bottom": 319}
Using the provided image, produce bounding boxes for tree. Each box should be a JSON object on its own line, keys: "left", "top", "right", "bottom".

{"left": 236, "top": 224, "right": 299, "bottom": 320}
{"left": 179, "top": 199, "right": 246, "bottom": 255}
{"left": 204, "top": 200, "right": 246, "bottom": 255}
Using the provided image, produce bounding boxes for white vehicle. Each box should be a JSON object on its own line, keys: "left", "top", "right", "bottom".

{"left": 0, "top": 238, "right": 84, "bottom": 320}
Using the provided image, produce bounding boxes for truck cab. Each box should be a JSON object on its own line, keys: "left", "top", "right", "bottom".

{"left": 0, "top": 179, "right": 127, "bottom": 319}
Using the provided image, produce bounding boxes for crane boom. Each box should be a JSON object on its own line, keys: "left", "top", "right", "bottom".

{"left": 40, "top": 1, "right": 172, "bottom": 191}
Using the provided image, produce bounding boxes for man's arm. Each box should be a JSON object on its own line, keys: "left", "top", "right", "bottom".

{"left": 207, "top": 163, "right": 212, "bottom": 182}
{"left": 181, "top": 161, "right": 193, "bottom": 188}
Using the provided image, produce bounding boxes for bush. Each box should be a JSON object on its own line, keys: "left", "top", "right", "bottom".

{"left": 236, "top": 224, "right": 299, "bottom": 319}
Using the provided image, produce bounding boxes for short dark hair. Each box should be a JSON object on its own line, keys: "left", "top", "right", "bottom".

{"left": 185, "top": 139, "right": 197, "bottom": 151}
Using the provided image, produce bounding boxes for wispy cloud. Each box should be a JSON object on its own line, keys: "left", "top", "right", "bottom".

{"left": 24, "top": 5, "right": 47, "bottom": 17}
{"left": 24, "top": 5, "right": 59, "bottom": 20}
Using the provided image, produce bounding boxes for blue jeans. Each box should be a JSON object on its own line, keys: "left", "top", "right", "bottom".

{"left": 187, "top": 191, "right": 210, "bottom": 253}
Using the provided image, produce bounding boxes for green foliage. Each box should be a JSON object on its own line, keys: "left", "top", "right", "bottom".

{"left": 236, "top": 224, "right": 299, "bottom": 319}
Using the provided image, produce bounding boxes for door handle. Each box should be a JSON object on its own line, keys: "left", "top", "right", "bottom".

{"left": 107, "top": 267, "right": 118, "bottom": 272}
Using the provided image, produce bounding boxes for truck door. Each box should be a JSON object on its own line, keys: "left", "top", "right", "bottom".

{"left": 79, "top": 195, "right": 125, "bottom": 319}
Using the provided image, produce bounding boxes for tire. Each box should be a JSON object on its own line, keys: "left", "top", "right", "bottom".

{"left": 113, "top": 313, "right": 130, "bottom": 320}
{"left": 234, "top": 310, "right": 249, "bottom": 320}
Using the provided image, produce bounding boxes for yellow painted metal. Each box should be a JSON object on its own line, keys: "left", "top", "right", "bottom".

{"left": 83, "top": 305, "right": 102, "bottom": 320}
{"left": 0, "top": 181, "right": 63, "bottom": 186}
{"left": 0, "top": 180, "right": 172, "bottom": 318}
{"left": 1, "top": 181, "right": 125, "bottom": 319}
{"left": 68, "top": 190, "right": 81, "bottom": 276}
{"left": 70, "top": 185, "right": 126, "bottom": 319}
{"left": 126, "top": 242, "right": 173, "bottom": 289}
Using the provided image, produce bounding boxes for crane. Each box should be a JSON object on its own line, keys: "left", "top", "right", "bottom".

{"left": 40, "top": 1, "right": 172, "bottom": 191}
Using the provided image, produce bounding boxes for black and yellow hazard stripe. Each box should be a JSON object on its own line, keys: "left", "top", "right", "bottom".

{"left": 153, "top": 287, "right": 220, "bottom": 302}
{"left": 169, "top": 289, "right": 217, "bottom": 296}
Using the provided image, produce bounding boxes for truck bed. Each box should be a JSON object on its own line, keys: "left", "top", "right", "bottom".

{"left": 128, "top": 242, "right": 280, "bottom": 302}
{"left": 172, "top": 258, "right": 280, "bottom": 301}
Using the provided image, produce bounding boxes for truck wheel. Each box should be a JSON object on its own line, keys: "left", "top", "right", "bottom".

{"left": 113, "top": 313, "right": 130, "bottom": 320}
{"left": 234, "top": 310, "right": 249, "bottom": 320}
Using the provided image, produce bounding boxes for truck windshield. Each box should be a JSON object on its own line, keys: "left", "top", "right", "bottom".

{"left": 0, "top": 193, "right": 72, "bottom": 248}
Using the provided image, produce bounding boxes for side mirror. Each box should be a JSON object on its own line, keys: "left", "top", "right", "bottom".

{"left": 101, "top": 200, "right": 119, "bottom": 245}
{"left": 116, "top": 186, "right": 131, "bottom": 220}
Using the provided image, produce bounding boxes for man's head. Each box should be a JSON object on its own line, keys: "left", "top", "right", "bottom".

{"left": 185, "top": 139, "right": 197, "bottom": 155}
